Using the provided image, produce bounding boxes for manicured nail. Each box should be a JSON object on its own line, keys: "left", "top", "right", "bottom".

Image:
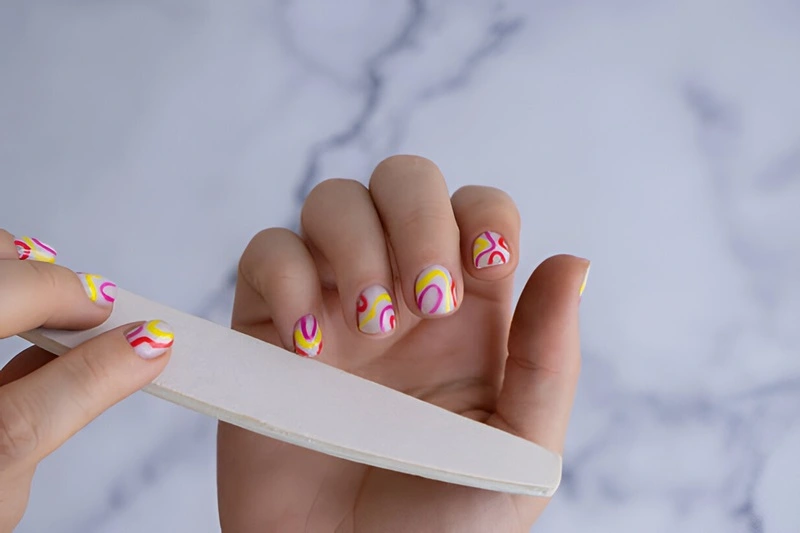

{"left": 472, "top": 231, "right": 511, "bottom": 269}
{"left": 14, "top": 236, "right": 57, "bottom": 263}
{"left": 357, "top": 285, "right": 396, "bottom": 335}
{"left": 294, "top": 314, "right": 322, "bottom": 357}
{"left": 415, "top": 265, "right": 457, "bottom": 316}
{"left": 125, "top": 320, "right": 174, "bottom": 359}
{"left": 77, "top": 273, "right": 117, "bottom": 307}
{"left": 579, "top": 262, "right": 591, "bottom": 298}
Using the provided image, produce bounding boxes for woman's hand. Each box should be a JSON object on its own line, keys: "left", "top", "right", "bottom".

{"left": 217, "top": 156, "right": 590, "bottom": 533}
{"left": 0, "top": 230, "right": 174, "bottom": 533}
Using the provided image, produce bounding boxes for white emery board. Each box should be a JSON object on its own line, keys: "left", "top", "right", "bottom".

{"left": 20, "top": 289, "right": 561, "bottom": 497}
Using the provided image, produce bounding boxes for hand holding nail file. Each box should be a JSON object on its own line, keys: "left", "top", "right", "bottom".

{"left": 21, "top": 288, "right": 563, "bottom": 497}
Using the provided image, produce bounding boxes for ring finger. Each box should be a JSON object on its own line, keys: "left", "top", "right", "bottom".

{"left": 369, "top": 156, "right": 462, "bottom": 318}
{"left": 301, "top": 179, "right": 398, "bottom": 337}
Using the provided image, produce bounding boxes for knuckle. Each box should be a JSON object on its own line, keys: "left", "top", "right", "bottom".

{"left": 370, "top": 155, "right": 441, "bottom": 188}
{"left": 239, "top": 228, "right": 299, "bottom": 274}
{"left": 63, "top": 352, "right": 113, "bottom": 412}
{"left": 238, "top": 228, "right": 310, "bottom": 297}
{"left": 306, "top": 178, "right": 361, "bottom": 203}
{"left": 0, "top": 394, "right": 40, "bottom": 466}
{"left": 301, "top": 179, "right": 365, "bottom": 226}
{"left": 26, "top": 260, "right": 59, "bottom": 291}
{"left": 452, "top": 186, "right": 520, "bottom": 221}
{"left": 245, "top": 228, "right": 296, "bottom": 254}
{"left": 399, "top": 204, "right": 456, "bottom": 236}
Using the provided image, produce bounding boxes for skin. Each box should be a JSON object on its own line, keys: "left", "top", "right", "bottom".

{"left": 217, "top": 155, "right": 589, "bottom": 533}
{"left": 0, "top": 229, "right": 172, "bottom": 533}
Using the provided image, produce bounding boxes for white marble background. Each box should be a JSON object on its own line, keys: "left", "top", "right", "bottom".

{"left": 1, "top": 0, "right": 799, "bottom": 531}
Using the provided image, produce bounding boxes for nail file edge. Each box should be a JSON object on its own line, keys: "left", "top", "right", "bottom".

{"left": 19, "top": 289, "right": 562, "bottom": 497}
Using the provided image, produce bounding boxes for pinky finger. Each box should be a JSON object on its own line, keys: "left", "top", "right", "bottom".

{"left": 233, "top": 228, "right": 325, "bottom": 358}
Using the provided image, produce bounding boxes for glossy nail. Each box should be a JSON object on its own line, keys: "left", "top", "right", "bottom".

{"left": 77, "top": 273, "right": 117, "bottom": 307}
{"left": 415, "top": 265, "right": 457, "bottom": 316}
{"left": 472, "top": 231, "right": 511, "bottom": 269}
{"left": 357, "top": 285, "right": 396, "bottom": 335}
{"left": 579, "top": 262, "right": 591, "bottom": 298}
{"left": 125, "top": 320, "right": 174, "bottom": 359}
{"left": 14, "top": 236, "right": 57, "bottom": 263}
{"left": 294, "top": 314, "right": 322, "bottom": 357}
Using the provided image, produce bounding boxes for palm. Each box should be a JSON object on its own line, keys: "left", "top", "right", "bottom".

{"left": 218, "top": 164, "right": 585, "bottom": 533}
{"left": 220, "top": 275, "right": 530, "bottom": 533}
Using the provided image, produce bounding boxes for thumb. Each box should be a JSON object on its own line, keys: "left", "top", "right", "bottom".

{"left": 488, "top": 254, "right": 589, "bottom": 453}
{"left": 0, "top": 321, "right": 173, "bottom": 471}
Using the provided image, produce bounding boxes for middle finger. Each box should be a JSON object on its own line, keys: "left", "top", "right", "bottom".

{"left": 301, "top": 179, "right": 398, "bottom": 337}
{"left": 369, "top": 155, "right": 462, "bottom": 318}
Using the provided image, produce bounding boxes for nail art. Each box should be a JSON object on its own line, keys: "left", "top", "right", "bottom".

{"left": 14, "top": 236, "right": 57, "bottom": 263}
{"left": 125, "top": 320, "right": 174, "bottom": 359}
{"left": 415, "top": 265, "right": 457, "bottom": 316}
{"left": 294, "top": 314, "right": 322, "bottom": 357}
{"left": 357, "top": 285, "right": 396, "bottom": 335}
{"left": 77, "top": 273, "right": 117, "bottom": 307}
{"left": 472, "top": 231, "right": 511, "bottom": 269}
{"left": 579, "top": 263, "right": 591, "bottom": 298}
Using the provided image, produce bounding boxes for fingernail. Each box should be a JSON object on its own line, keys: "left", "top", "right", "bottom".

{"left": 14, "top": 236, "right": 57, "bottom": 263}
{"left": 294, "top": 314, "right": 322, "bottom": 357}
{"left": 125, "top": 320, "right": 174, "bottom": 359}
{"left": 579, "top": 262, "right": 591, "bottom": 298}
{"left": 415, "top": 265, "right": 457, "bottom": 316}
{"left": 472, "top": 231, "right": 511, "bottom": 269}
{"left": 357, "top": 285, "right": 396, "bottom": 335}
{"left": 77, "top": 273, "right": 117, "bottom": 307}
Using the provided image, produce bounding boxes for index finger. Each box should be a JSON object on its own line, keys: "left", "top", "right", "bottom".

{"left": 0, "top": 230, "right": 117, "bottom": 338}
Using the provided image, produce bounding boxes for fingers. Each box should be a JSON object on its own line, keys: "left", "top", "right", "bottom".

{"left": 0, "top": 321, "right": 173, "bottom": 473}
{"left": 301, "top": 179, "right": 398, "bottom": 337}
{"left": 450, "top": 185, "right": 520, "bottom": 299}
{"left": 369, "top": 155, "right": 461, "bottom": 318}
{"left": 234, "top": 229, "right": 325, "bottom": 357}
{"left": 0, "top": 230, "right": 118, "bottom": 339}
{"left": 0, "top": 231, "right": 56, "bottom": 263}
{"left": 488, "top": 255, "right": 590, "bottom": 453}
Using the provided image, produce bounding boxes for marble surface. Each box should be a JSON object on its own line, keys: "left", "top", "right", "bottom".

{"left": 2, "top": 1, "right": 799, "bottom": 531}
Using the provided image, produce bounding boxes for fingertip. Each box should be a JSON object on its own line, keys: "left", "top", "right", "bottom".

{"left": 123, "top": 320, "right": 174, "bottom": 360}
{"left": 526, "top": 254, "right": 590, "bottom": 301}
{"left": 75, "top": 273, "right": 118, "bottom": 309}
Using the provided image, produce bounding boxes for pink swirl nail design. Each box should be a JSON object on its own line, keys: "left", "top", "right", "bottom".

{"left": 472, "top": 231, "right": 510, "bottom": 269}
{"left": 415, "top": 265, "right": 457, "bottom": 316}
{"left": 357, "top": 285, "right": 396, "bottom": 335}
{"left": 14, "top": 236, "right": 57, "bottom": 263}
{"left": 125, "top": 320, "right": 174, "bottom": 359}
{"left": 294, "top": 314, "right": 322, "bottom": 357}
{"left": 77, "top": 273, "right": 117, "bottom": 307}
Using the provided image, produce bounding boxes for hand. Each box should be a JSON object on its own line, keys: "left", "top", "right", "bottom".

{"left": 217, "top": 156, "right": 589, "bottom": 533}
{"left": 0, "top": 230, "right": 174, "bottom": 533}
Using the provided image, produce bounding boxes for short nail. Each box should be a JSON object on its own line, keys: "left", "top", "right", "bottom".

{"left": 77, "top": 273, "right": 117, "bottom": 307}
{"left": 14, "top": 236, "right": 57, "bottom": 263}
{"left": 472, "top": 231, "right": 511, "bottom": 269}
{"left": 125, "top": 320, "right": 174, "bottom": 359}
{"left": 580, "top": 262, "right": 591, "bottom": 298}
{"left": 294, "top": 314, "right": 322, "bottom": 357}
{"left": 415, "top": 265, "right": 457, "bottom": 316}
{"left": 357, "top": 285, "right": 396, "bottom": 335}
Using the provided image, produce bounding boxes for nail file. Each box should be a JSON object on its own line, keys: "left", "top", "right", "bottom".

{"left": 20, "top": 288, "right": 562, "bottom": 497}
